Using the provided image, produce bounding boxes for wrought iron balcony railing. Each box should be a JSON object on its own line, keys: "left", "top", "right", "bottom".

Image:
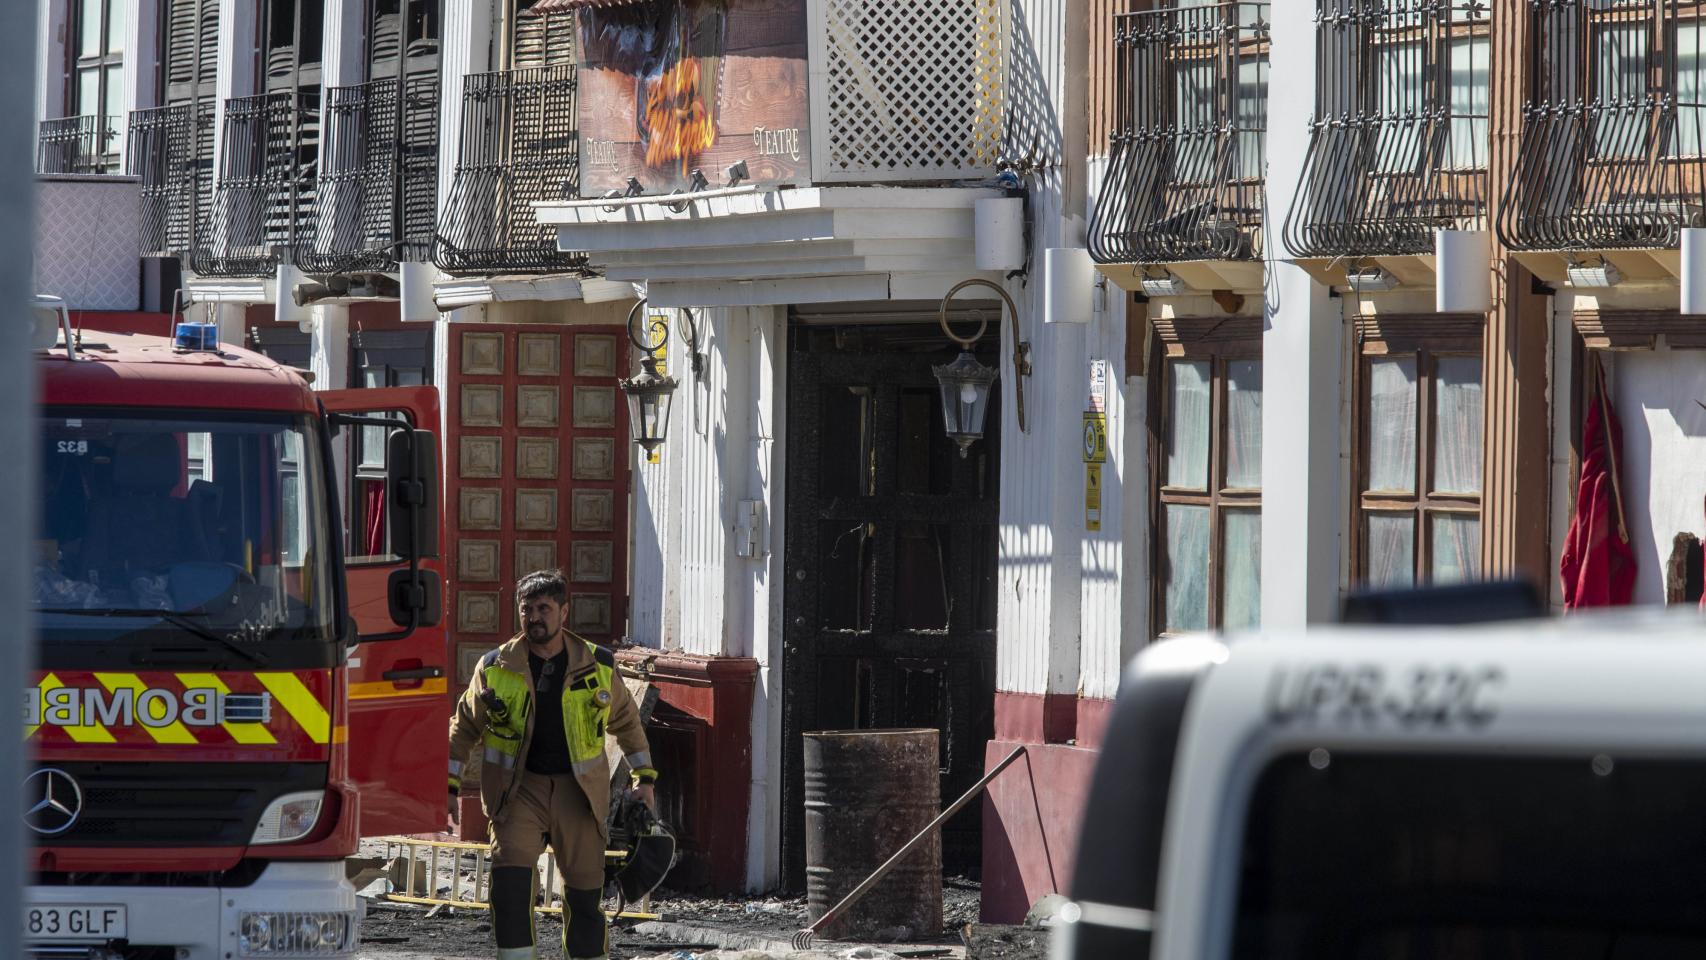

{"left": 298, "top": 75, "right": 440, "bottom": 275}
{"left": 1501, "top": 0, "right": 1706, "bottom": 251}
{"left": 128, "top": 103, "right": 210, "bottom": 258}
{"left": 194, "top": 90, "right": 320, "bottom": 278}
{"left": 434, "top": 65, "right": 584, "bottom": 275}
{"left": 1283, "top": 0, "right": 1489, "bottom": 259}
{"left": 37, "top": 115, "right": 120, "bottom": 175}
{"left": 1089, "top": 2, "right": 1269, "bottom": 265}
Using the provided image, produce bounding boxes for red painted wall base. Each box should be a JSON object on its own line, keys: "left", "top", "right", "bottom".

{"left": 618, "top": 650, "right": 757, "bottom": 895}
{"left": 979, "top": 691, "right": 1114, "bottom": 923}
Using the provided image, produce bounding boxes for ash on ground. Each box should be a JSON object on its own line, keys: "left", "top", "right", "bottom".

{"left": 352, "top": 874, "right": 1043, "bottom": 960}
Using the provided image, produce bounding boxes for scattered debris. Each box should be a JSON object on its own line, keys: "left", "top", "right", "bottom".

{"left": 959, "top": 923, "right": 1048, "bottom": 960}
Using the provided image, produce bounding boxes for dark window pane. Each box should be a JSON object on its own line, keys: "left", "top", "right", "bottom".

{"left": 1236, "top": 753, "right": 1706, "bottom": 958}
{"left": 895, "top": 520, "right": 949, "bottom": 631}
{"left": 817, "top": 386, "right": 874, "bottom": 500}
{"left": 818, "top": 520, "right": 875, "bottom": 632}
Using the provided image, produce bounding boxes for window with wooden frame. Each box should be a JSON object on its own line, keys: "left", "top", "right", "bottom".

{"left": 66, "top": 0, "right": 124, "bottom": 164}
{"left": 1353, "top": 318, "right": 1485, "bottom": 589}
{"left": 1151, "top": 318, "right": 1262, "bottom": 636}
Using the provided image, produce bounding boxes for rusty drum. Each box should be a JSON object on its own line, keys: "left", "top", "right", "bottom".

{"left": 803, "top": 728, "right": 942, "bottom": 940}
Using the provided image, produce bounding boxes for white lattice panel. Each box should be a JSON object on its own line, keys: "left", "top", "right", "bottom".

{"left": 809, "top": 0, "right": 1006, "bottom": 182}
{"left": 34, "top": 177, "right": 142, "bottom": 310}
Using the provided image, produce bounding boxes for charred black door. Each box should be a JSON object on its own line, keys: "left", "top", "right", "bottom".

{"left": 782, "top": 322, "right": 999, "bottom": 887}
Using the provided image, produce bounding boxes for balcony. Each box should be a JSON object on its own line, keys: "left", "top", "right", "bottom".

{"left": 1283, "top": 0, "right": 1489, "bottom": 280}
{"left": 1501, "top": 0, "right": 1706, "bottom": 284}
{"left": 128, "top": 103, "right": 212, "bottom": 259}
{"left": 194, "top": 90, "right": 320, "bottom": 279}
{"left": 299, "top": 76, "right": 440, "bottom": 275}
{"left": 38, "top": 115, "right": 120, "bottom": 175}
{"left": 1088, "top": 2, "right": 1269, "bottom": 290}
{"left": 434, "top": 65, "right": 583, "bottom": 275}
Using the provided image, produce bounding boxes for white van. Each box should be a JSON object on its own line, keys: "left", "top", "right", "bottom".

{"left": 1054, "top": 609, "right": 1706, "bottom": 960}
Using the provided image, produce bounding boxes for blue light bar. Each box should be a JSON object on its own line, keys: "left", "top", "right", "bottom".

{"left": 174, "top": 321, "right": 219, "bottom": 352}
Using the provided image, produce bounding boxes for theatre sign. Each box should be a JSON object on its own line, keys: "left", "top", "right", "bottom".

{"left": 577, "top": 0, "right": 812, "bottom": 194}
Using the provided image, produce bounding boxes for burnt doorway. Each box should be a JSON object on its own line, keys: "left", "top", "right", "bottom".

{"left": 782, "top": 320, "right": 1000, "bottom": 888}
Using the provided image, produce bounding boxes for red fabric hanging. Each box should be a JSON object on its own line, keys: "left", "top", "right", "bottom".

{"left": 363, "top": 479, "right": 387, "bottom": 558}
{"left": 1560, "top": 359, "right": 1636, "bottom": 609}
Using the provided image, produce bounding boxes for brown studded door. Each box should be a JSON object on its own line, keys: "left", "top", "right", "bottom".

{"left": 445, "top": 324, "right": 630, "bottom": 691}
{"left": 781, "top": 322, "right": 1000, "bottom": 886}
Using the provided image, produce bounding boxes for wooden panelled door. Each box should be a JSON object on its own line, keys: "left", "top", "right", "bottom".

{"left": 782, "top": 322, "right": 1001, "bottom": 885}
{"left": 445, "top": 323, "right": 630, "bottom": 689}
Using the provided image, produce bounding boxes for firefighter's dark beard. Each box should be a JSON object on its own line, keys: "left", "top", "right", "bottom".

{"left": 525, "top": 621, "right": 552, "bottom": 643}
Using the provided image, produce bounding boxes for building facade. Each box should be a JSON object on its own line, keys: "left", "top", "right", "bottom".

{"left": 32, "top": 0, "right": 1706, "bottom": 921}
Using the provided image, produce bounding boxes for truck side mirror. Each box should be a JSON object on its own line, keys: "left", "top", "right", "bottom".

{"left": 386, "top": 428, "right": 440, "bottom": 560}
{"left": 387, "top": 568, "right": 443, "bottom": 628}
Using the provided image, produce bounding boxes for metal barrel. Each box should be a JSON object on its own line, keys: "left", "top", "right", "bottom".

{"left": 803, "top": 728, "right": 943, "bottom": 941}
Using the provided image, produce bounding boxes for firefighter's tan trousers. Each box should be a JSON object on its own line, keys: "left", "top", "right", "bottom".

{"left": 490, "top": 771, "right": 607, "bottom": 959}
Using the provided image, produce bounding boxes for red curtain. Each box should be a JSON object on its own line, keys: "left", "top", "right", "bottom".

{"left": 363, "top": 479, "right": 386, "bottom": 557}
{"left": 1560, "top": 359, "right": 1636, "bottom": 609}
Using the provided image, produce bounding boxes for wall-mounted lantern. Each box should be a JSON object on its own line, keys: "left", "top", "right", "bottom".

{"left": 619, "top": 300, "right": 699, "bottom": 453}
{"left": 933, "top": 279, "right": 1031, "bottom": 457}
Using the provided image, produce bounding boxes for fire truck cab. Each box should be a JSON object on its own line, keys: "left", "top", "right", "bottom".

{"left": 1056, "top": 610, "right": 1706, "bottom": 960}
{"left": 26, "top": 306, "right": 447, "bottom": 960}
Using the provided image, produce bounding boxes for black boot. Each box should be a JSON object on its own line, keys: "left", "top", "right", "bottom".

{"left": 490, "top": 865, "right": 537, "bottom": 958}
{"left": 562, "top": 886, "right": 608, "bottom": 959}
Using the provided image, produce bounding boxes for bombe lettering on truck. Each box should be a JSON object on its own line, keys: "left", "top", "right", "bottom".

{"left": 24, "top": 686, "right": 272, "bottom": 728}
{"left": 1264, "top": 662, "right": 1505, "bottom": 730}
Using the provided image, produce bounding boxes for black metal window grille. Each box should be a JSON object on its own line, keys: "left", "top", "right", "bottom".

{"left": 298, "top": 0, "right": 440, "bottom": 275}
{"left": 1500, "top": 0, "right": 1706, "bottom": 251}
{"left": 434, "top": 62, "right": 584, "bottom": 274}
{"left": 1089, "top": 2, "right": 1270, "bottom": 265}
{"left": 194, "top": 90, "right": 322, "bottom": 278}
{"left": 1283, "top": 0, "right": 1490, "bottom": 259}
{"left": 128, "top": 102, "right": 212, "bottom": 257}
{"left": 298, "top": 76, "right": 441, "bottom": 274}
{"left": 37, "top": 114, "right": 120, "bottom": 174}
{"left": 137, "top": 0, "right": 219, "bottom": 260}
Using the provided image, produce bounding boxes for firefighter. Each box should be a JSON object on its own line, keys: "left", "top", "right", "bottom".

{"left": 448, "top": 569, "right": 658, "bottom": 960}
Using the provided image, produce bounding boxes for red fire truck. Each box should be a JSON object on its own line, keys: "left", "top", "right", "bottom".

{"left": 25, "top": 309, "right": 447, "bottom": 960}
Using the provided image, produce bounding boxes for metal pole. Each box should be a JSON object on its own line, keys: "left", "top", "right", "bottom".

{"left": 1, "top": 0, "right": 38, "bottom": 951}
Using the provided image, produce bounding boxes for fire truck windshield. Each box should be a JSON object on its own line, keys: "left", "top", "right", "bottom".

{"left": 34, "top": 409, "right": 336, "bottom": 648}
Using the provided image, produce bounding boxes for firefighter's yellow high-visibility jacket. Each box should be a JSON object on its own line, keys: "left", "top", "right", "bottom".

{"left": 448, "top": 631, "right": 656, "bottom": 840}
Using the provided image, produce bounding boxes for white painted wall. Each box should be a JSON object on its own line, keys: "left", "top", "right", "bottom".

{"left": 1260, "top": 3, "right": 1343, "bottom": 628}
{"left": 996, "top": 0, "right": 1092, "bottom": 700}
{"left": 1079, "top": 274, "right": 1129, "bottom": 701}
{"left": 1609, "top": 348, "right": 1706, "bottom": 606}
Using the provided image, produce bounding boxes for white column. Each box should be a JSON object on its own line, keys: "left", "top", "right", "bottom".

{"left": 212, "top": 0, "right": 260, "bottom": 183}
{"left": 996, "top": 0, "right": 1090, "bottom": 703}
{"left": 437, "top": 0, "right": 496, "bottom": 210}
{"left": 1261, "top": 4, "right": 1343, "bottom": 628}
{"left": 309, "top": 303, "right": 351, "bottom": 390}
{"left": 747, "top": 304, "right": 787, "bottom": 891}
{"left": 118, "top": 0, "right": 163, "bottom": 166}
{"left": 36, "top": 0, "right": 66, "bottom": 123}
